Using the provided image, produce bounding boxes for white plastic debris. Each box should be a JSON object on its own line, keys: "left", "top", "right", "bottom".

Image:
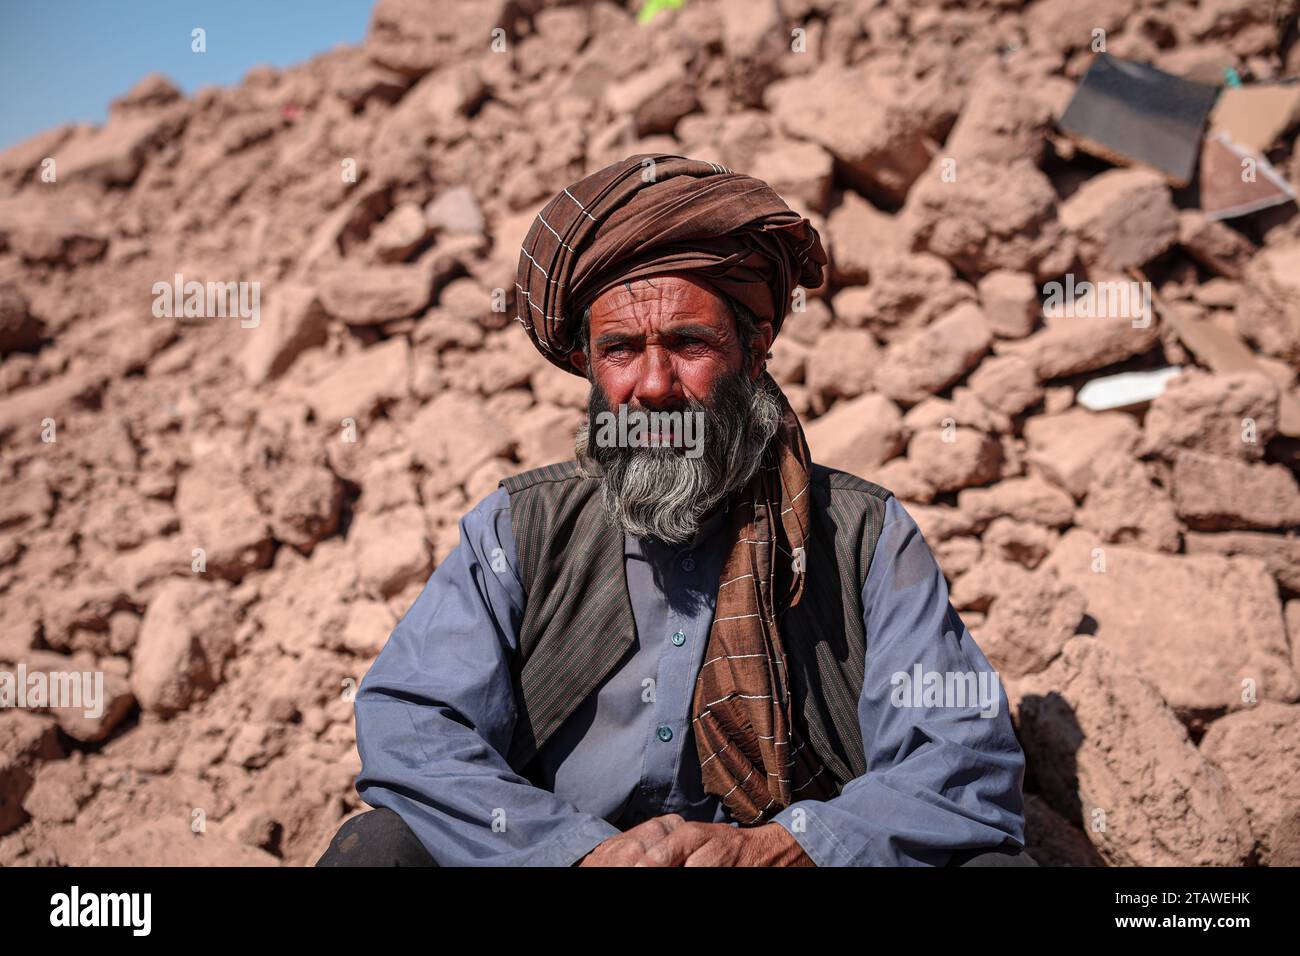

{"left": 1077, "top": 367, "right": 1182, "bottom": 411}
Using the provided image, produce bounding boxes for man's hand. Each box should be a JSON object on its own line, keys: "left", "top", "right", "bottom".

{"left": 577, "top": 814, "right": 691, "bottom": 866}
{"left": 577, "top": 815, "right": 814, "bottom": 867}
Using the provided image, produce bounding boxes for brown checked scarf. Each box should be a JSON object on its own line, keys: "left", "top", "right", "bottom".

{"left": 692, "top": 373, "right": 840, "bottom": 823}
{"left": 515, "top": 154, "right": 836, "bottom": 823}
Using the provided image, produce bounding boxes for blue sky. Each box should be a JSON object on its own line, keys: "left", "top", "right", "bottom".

{"left": 0, "top": 0, "right": 374, "bottom": 149}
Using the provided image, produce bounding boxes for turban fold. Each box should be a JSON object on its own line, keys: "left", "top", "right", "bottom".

{"left": 514, "top": 154, "right": 827, "bottom": 375}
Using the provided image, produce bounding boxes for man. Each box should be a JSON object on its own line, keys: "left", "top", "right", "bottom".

{"left": 317, "top": 154, "right": 1033, "bottom": 867}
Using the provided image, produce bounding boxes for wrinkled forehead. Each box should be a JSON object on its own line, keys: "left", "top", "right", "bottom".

{"left": 587, "top": 272, "right": 733, "bottom": 325}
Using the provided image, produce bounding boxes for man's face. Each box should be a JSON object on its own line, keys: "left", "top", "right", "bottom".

{"left": 569, "top": 274, "right": 782, "bottom": 545}
{"left": 569, "top": 273, "right": 770, "bottom": 403}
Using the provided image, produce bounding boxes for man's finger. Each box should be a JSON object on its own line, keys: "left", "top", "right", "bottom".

{"left": 633, "top": 822, "right": 716, "bottom": 867}
{"left": 633, "top": 813, "right": 684, "bottom": 835}
{"left": 581, "top": 814, "right": 687, "bottom": 866}
{"left": 682, "top": 840, "right": 729, "bottom": 867}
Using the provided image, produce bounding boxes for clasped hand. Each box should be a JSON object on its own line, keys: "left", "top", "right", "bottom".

{"left": 576, "top": 813, "right": 813, "bottom": 867}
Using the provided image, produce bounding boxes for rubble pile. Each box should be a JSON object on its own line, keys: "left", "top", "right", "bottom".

{"left": 1, "top": 0, "right": 1298, "bottom": 867}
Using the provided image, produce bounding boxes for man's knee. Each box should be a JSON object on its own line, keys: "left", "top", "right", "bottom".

{"left": 315, "top": 808, "right": 439, "bottom": 867}
{"left": 947, "top": 843, "right": 1039, "bottom": 867}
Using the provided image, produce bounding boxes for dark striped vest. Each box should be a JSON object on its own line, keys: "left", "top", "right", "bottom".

{"left": 498, "top": 459, "right": 893, "bottom": 794}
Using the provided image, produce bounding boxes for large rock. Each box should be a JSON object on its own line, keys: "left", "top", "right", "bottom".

{"left": 1058, "top": 169, "right": 1179, "bottom": 272}
{"left": 903, "top": 389, "right": 1011, "bottom": 437}
{"left": 370, "top": 202, "right": 432, "bottom": 262}
{"left": 1200, "top": 703, "right": 1300, "bottom": 865}
{"left": 409, "top": 391, "right": 512, "bottom": 485}
{"left": 1023, "top": 409, "right": 1141, "bottom": 498}
{"left": 0, "top": 712, "right": 63, "bottom": 836}
{"left": 365, "top": 0, "right": 508, "bottom": 77}
{"left": 349, "top": 504, "right": 430, "bottom": 597}
{"left": 766, "top": 65, "right": 933, "bottom": 205}
{"left": 425, "top": 185, "right": 485, "bottom": 237}
{"left": 976, "top": 270, "right": 1038, "bottom": 339}
{"left": 306, "top": 338, "right": 412, "bottom": 425}
{"left": 21, "top": 757, "right": 95, "bottom": 824}
{"left": 1235, "top": 241, "right": 1300, "bottom": 365}
{"left": 1075, "top": 449, "right": 1182, "bottom": 552}
{"left": 83, "top": 818, "right": 280, "bottom": 867}
{"left": 805, "top": 393, "right": 905, "bottom": 477}
{"left": 1142, "top": 371, "right": 1278, "bottom": 461}
{"left": 241, "top": 283, "right": 328, "bottom": 383}
{"left": 1184, "top": 531, "right": 1300, "bottom": 594}
{"left": 1013, "top": 637, "right": 1255, "bottom": 866}
{"left": 174, "top": 461, "right": 274, "bottom": 581}
{"left": 974, "top": 569, "right": 1085, "bottom": 677}
{"left": 958, "top": 476, "right": 1076, "bottom": 529}
{"left": 12, "top": 650, "right": 137, "bottom": 744}
{"left": 318, "top": 265, "right": 434, "bottom": 325}
{"left": 1171, "top": 451, "right": 1300, "bottom": 531}
{"left": 32, "top": 581, "right": 133, "bottom": 656}
{"left": 943, "top": 68, "right": 1051, "bottom": 166}
{"left": 511, "top": 403, "right": 582, "bottom": 471}
{"left": 951, "top": 558, "right": 1034, "bottom": 613}
{"left": 1046, "top": 529, "right": 1299, "bottom": 719}
{"left": 982, "top": 517, "right": 1057, "bottom": 569}
{"left": 131, "top": 580, "right": 238, "bottom": 717}
{"left": 804, "top": 329, "right": 879, "bottom": 407}
{"left": 56, "top": 112, "right": 179, "bottom": 187}
{"left": 263, "top": 464, "right": 342, "bottom": 555}
{"left": 874, "top": 303, "right": 991, "bottom": 405}
{"left": 1000, "top": 288, "right": 1162, "bottom": 380}
{"left": 63, "top": 308, "right": 176, "bottom": 379}
{"left": 0, "top": 196, "right": 107, "bottom": 266}
{"left": 1178, "top": 209, "right": 1255, "bottom": 278}
{"left": 830, "top": 252, "right": 972, "bottom": 343}
{"left": 906, "top": 427, "right": 1002, "bottom": 493}
{"left": 377, "top": 60, "right": 487, "bottom": 153}
{"left": 967, "top": 354, "right": 1042, "bottom": 416}
{"left": 0, "top": 281, "right": 44, "bottom": 353}
{"left": 605, "top": 59, "right": 698, "bottom": 136}
{"left": 902, "top": 158, "right": 1071, "bottom": 280}
{"left": 824, "top": 191, "right": 902, "bottom": 285}
{"left": 749, "top": 138, "right": 835, "bottom": 216}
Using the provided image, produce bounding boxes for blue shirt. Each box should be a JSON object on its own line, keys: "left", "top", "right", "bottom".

{"left": 352, "top": 482, "right": 1026, "bottom": 866}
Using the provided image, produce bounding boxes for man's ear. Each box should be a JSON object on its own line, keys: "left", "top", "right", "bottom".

{"left": 750, "top": 321, "right": 774, "bottom": 380}
{"left": 568, "top": 348, "right": 589, "bottom": 377}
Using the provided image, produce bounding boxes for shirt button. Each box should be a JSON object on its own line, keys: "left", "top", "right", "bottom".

{"left": 681, "top": 556, "right": 697, "bottom": 572}
{"left": 671, "top": 631, "right": 685, "bottom": 646}
{"left": 656, "top": 725, "right": 674, "bottom": 742}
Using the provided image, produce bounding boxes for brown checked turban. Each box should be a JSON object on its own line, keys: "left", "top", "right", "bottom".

{"left": 513, "top": 153, "right": 827, "bottom": 374}
{"left": 515, "top": 155, "right": 842, "bottom": 825}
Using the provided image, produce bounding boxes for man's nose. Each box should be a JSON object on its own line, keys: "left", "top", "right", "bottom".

{"left": 633, "top": 347, "right": 681, "bottom": 408}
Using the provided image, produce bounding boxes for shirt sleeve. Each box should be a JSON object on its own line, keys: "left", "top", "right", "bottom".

{"left": 769, "top": 495, "right": 1027, "bottom": 866}
{"left": 352, "top": 484, "right": 622, "bottom": 866}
